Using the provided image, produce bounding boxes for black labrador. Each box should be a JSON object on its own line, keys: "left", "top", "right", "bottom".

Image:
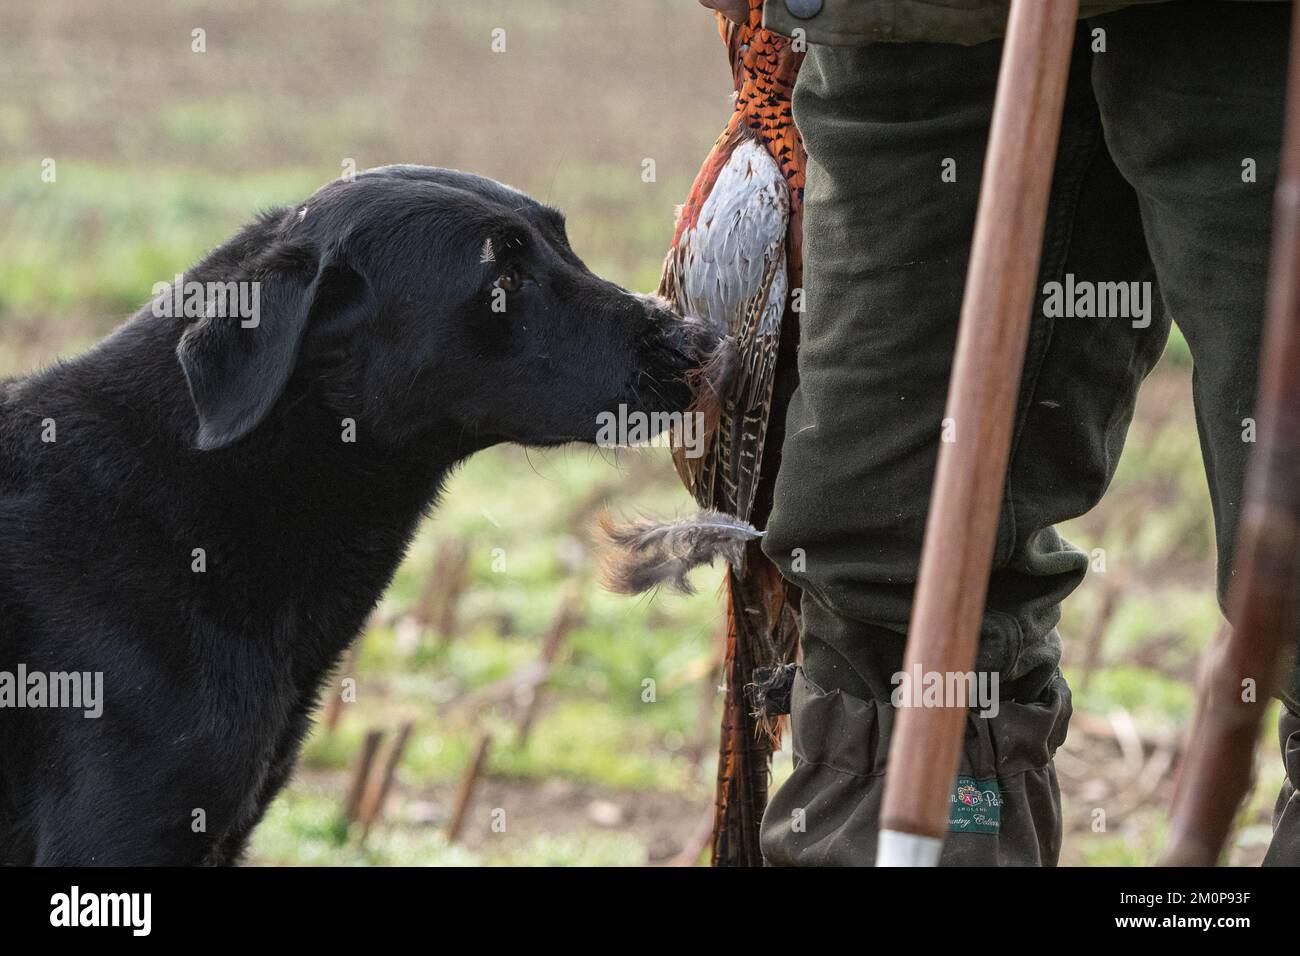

{"left": 0, "top": 165, "right": 712, "bottom": 865}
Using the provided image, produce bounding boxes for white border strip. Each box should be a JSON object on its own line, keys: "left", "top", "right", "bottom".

{"left": 876, "top": 830, "right": 942, "bottom": 867}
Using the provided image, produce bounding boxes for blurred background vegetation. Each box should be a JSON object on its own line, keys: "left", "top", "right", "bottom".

{"left": 0, "top": 0, "right": 1280, "bottom": 866}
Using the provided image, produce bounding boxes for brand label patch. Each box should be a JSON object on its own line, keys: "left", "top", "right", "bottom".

{"left": 947, "top": 776, "right": 1001, "bottom": 834}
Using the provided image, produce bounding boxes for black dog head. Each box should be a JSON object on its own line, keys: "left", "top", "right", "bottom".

{"left": 173, "top": 165, "right": 715, "bottom": 453}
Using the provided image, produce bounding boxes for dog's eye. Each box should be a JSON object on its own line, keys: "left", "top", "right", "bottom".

{"left": 494, "top": 268, "right": 523, "bottom": 294}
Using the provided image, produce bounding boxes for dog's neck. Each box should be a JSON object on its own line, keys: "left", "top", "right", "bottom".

{"left": 14, "top": 310, "right": 485, "bottom": 680}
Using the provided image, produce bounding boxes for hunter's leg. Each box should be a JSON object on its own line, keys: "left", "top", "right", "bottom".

{"left": 760, "top": 28, "right": 1166, "bottom": 865}
{"left": 1089, "top": 0, "right": 1295, "bottom": 865}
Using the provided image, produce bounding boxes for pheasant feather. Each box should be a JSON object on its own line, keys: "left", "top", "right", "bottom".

{"left": 596, "top": 510, "right": 761, "bottom": 595}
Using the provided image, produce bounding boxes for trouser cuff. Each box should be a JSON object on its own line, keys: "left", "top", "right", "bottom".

{"left": 761, "top": 668, "right": 1071, "bottom": 866}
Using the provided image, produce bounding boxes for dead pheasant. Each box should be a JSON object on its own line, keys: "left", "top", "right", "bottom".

{"left": 663, "top": 0, "right": 806, "bottom": 867}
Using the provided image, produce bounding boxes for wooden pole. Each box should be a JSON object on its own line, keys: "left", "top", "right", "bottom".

{"left": 515, "top": 585, "right": 583, "bottom": 746}
{"left": 445, "top": 731, "right": 494, "bottom": 844}
{"left": 1163, "top": 2, "right": 1300, "bottom": 866}
{"left": 412, "top": 538, "right": 469, "bottom": 645}
{"left": 356, "top": 721, "right": 415, "bottom": 843}
{"left": 344, "top": 729, "right": 384, "bottom": 824}
{"left": 877, "top": 0, "right": 1080, "bottom": 865}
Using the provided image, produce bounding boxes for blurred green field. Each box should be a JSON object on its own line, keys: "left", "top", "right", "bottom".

{"left": 1, "top": 0, "right": 1283, "bottom": 866}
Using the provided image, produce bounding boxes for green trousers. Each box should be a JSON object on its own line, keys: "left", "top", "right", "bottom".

{"left": 760, "top": 2, "right": 1294, "bottom": 865}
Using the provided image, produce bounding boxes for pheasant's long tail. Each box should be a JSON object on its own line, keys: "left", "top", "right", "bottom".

{"left": 710, "top": 542, "right": 800, "bottom": 866}
{"left": 711, "top": 570, "right": 769, "bottom": 866}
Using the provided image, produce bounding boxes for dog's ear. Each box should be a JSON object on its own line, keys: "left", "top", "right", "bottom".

{"left": 177, "top": 244, "right": 371, "bottom": 451}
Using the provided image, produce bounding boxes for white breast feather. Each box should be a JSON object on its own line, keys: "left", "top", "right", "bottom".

{"left": 676, "top": 138, "right": 789, "bottom": 338}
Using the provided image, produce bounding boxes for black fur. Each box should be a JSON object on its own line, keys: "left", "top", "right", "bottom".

{"left": 0, "top": 165, "right": 712, "bottom": 865}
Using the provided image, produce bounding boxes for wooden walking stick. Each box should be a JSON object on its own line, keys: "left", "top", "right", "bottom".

{"left": 1163, "top": 3, "right": 1300, "bottom": 867}
{"left": 876, "top": 0, "right": 1080, "bottom": 866}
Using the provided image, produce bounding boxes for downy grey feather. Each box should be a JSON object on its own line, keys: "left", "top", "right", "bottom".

{"left": 596, "top": 509, "right": 762, "bottom": 595}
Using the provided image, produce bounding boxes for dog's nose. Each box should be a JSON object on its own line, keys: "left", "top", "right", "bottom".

{"left": 636, "top": 294, "right": 721, "bottom": 363}
{"left": 666, "top": 313, "right": 723, "bottom": 370}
